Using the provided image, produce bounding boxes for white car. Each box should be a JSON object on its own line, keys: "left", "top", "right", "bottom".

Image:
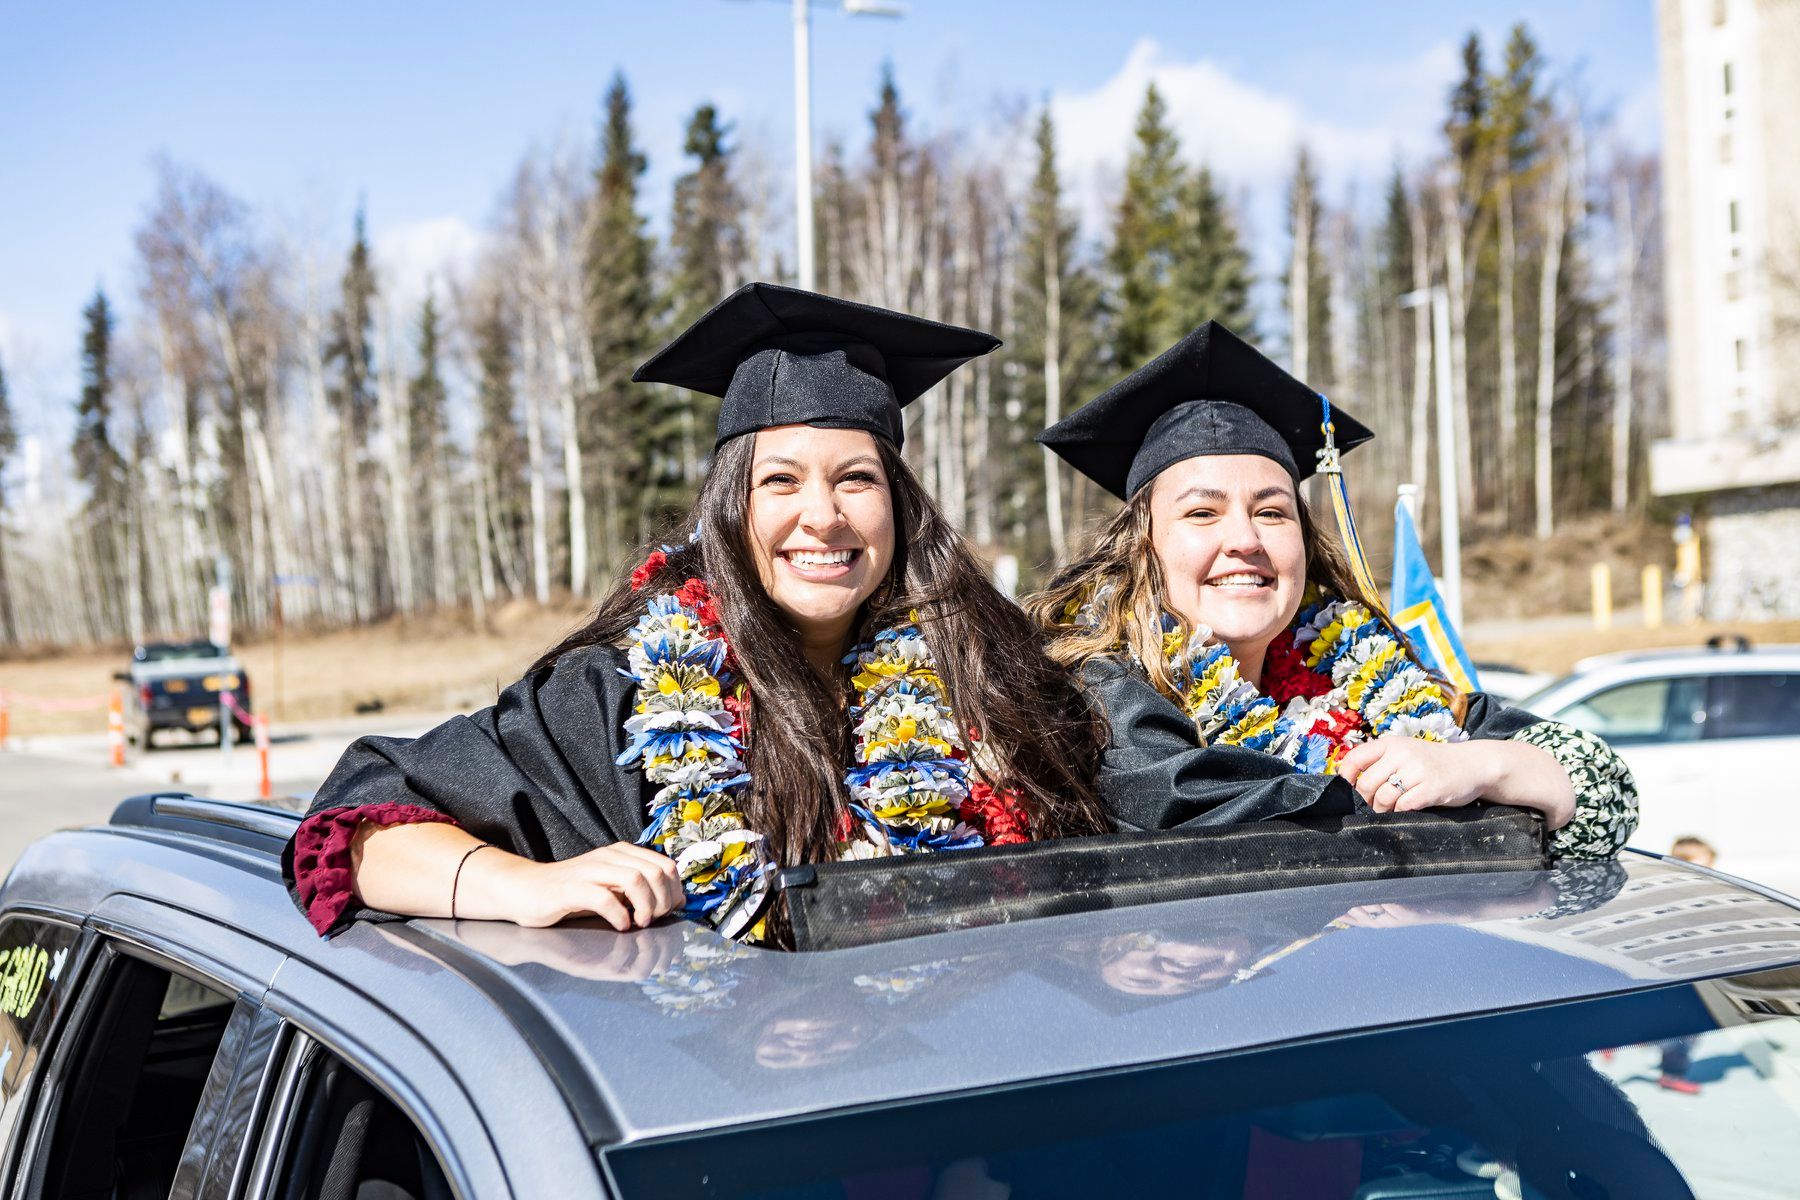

{"left": 1521, "top": 640, "right": 1800, "bottom": 896}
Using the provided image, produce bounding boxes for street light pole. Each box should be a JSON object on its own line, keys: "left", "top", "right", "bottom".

{"left": 792, "top": 0, "right": 815, "bottom": 290}
{"left": 781, "top": 0, "right": 905, "bottom": 292}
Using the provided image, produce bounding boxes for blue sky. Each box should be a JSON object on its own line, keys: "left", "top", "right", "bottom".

{"left": 0, "top": 1, "right": 1660, "bottom": 446}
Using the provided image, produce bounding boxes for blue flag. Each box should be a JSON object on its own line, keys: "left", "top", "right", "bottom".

{"left": 1390, "top": 500, "right": 1480, "bottom": 693}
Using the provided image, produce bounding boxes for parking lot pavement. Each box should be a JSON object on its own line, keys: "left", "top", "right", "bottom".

{"left": 1593, "top": 1032, "right": 1800, "bottom": 1195}
{"left": 0, "top": 710, "right": 448, "bottom": 876}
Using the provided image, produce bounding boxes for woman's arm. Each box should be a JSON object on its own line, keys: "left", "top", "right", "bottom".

{"left": 1338, "top": 737, "right": 1573, "bottom": 825}
{"left": 352, "top": 821, "right": 683, "bottom": 930}
{"left": 1336, "top": 719, "right": 1639, "bottom": 860}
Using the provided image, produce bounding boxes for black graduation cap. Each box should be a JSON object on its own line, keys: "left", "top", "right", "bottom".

{"left": 632, "top": 282, "right": 1001, "bottom": 448}
{"left": 1037, "top": 321, "right": 1373, "bottom": 499}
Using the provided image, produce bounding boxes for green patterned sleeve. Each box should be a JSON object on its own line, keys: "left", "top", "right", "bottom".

{"left": 1510, "top": 720, "right": 1640, "bottom": 861}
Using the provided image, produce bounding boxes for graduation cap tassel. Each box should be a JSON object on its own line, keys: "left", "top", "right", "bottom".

{"left": 1315, "top": 395, "right": 1384, "bottom": 604}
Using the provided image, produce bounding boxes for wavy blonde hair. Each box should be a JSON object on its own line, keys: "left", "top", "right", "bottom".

{"left": 1025, "top": 480, "right": 1465, "bottom": 719}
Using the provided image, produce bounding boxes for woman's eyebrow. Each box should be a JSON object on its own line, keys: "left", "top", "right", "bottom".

{"left": 1252, "top": 486, "right": 1295, "bottom": 502}
{"left": 1173, "top": 486, "right": 1229, "bottom": 503}
{"left": 753, "top": 456, "right": 804, "bottom": 471}
{"left": 833, "top": 455, "right": 882, "bottom": 472}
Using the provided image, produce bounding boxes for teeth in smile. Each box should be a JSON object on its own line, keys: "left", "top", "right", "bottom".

{"left": 1208, "top": 573, "right": 1268, "bottom": 587}
{"left": 788, "top": 549, "right": 855, "bottom": 567}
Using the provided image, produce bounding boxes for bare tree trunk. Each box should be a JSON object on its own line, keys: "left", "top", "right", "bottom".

{"left": 1497, "top": 170, "right": 1520, "bottom": 521}
{"left": 1289, "top": 187, "right": 1312, "bottom": 380}
{"left": 1610, "top": 171, "right": 1637, "bottom": 514}
{"left": 374, "top": 315, "right": 416, "bottom": 611}
{"left": 1043, "top": 206, "right": 1068, "bottom": 563}
{"left": 520, "top": 305, "right": 553, "bottom": 605}
{"left": 1534, "top": 151, "right": 1570, "bottom": 539}
{"left": 1437, "top": 180, "right": 1477, "bottom": 516}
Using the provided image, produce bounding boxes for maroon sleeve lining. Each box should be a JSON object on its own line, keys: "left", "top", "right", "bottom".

{"left": 291, "top": 803, "right": 458, "bottom": 936}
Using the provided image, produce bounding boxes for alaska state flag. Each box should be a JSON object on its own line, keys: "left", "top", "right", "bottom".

{"left": 1390, "top": 500, "right": 1480, "bottom": 693}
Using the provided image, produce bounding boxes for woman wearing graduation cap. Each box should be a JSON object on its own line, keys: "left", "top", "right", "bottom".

{"left": 1028, "top": 322, "right": 1636, "bottom": 859}
{"left": 285, "top": 284, "right": 1111, "bottom": 947}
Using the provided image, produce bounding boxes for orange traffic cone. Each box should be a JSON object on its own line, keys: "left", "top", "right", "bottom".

{"left": 108, "top": 687, "right": 126, "bottom": 768}
{"left": 256, "top": 715, "right": 272, "bottom": 800}
{"left": 0, "top": 691, "right": 10, "bottom": 751}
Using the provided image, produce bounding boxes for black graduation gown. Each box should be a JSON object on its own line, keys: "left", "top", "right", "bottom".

{"left": 281, "top": 645, "right": 649, "bottom": 925}
{"left": 1080, "top": 656, "right": 1542, "bottom": 833}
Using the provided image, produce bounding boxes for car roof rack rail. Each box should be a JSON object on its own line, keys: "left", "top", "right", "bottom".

{"left": 109, "top": 793, "right": 301, "bottom": 857}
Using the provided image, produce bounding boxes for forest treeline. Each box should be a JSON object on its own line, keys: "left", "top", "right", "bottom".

{"left": 0, "top": 25, "right": 1662, "bottom": 648}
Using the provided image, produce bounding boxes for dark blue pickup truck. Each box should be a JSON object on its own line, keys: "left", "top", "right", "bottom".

{"left": 116, "top": 640, "right": 252, "bottom": 750}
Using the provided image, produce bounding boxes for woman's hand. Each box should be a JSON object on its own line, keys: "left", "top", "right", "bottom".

{"left": 476, "top": 842, "right": 686, "bottom": 930}
{"left": 1336, "top": 737, "right": 1577, "bottom": 830}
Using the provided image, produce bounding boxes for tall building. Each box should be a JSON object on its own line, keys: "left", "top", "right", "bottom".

{"left": 1654, "top": 0, "right": 1800, "bottom": 619}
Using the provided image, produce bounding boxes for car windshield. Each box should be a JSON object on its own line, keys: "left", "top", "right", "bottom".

{"left": 607, "top": 966, "right": 1800, "bottom": 1199}
{"left": 136, "top": 641, "right": 225, "bottom": 662}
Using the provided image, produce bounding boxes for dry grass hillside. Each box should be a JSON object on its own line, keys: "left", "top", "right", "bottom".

{"left": 1, "top": 599, "right": 590, "bottom": 737}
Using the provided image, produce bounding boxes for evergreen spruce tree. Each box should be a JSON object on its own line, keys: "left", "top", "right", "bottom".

{"left": 73, "top": 289, "right": 128, "bottom": 626}
{"left": 584, "top": 71, "right": 657, "bottom": 571}
{"left": 1107, "top": 83, "right": 1188, "bottom": 372}
{"left": 1174, "top": 165, "right": 1255, "bottom": 334}
{"left": 1011, "top": 107, "right": 1103, "bottom": 567}
{"left": 0, "top": 352, "right": 16, "bottom": 643}
{"left": 665, "top": 102, "right": 745, "bottom": 505}
{"left": 410, "top": 293, "right": 450, "bottom": 590}
{"left": 326, "top": 207, "right": 380, "bottom": 615}
{"left": 1446, "top": 33, "right": 1489, "bottom": 180}
{"left": 475, "top": 294, "right": 527, "bottom": 590}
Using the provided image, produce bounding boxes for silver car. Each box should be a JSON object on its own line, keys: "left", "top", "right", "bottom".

{"left": 3, "top": 795, "right": 1800, "bottom": 1198}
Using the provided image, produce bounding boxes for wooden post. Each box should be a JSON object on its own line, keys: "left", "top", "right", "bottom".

{"left": 1642, "top": 564, "right": 1664, "bottom": 629}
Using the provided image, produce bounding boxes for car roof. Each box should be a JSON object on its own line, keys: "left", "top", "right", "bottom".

{"left": 1568, "top": 643, "right": 1800, "bottom": 676}
{"left": 12, "top": 797, "right": 1800, "bottom": 1151}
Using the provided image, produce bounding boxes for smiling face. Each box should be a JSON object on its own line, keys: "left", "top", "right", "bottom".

{"left": 746, "top": 424, "right": 896, "bottom": 654}
{"left": 1147, "top": 453, "right": 1307, "bottom": 667}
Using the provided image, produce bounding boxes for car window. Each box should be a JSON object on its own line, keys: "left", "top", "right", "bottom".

{"left": 262, "top": 1041, "right": 451, "bottom": 1200}
{"left": 25, "top": 951, "right": 235, "bottom": 1200}
{"left": 608, "top": 970, "right": 1800, "bottom": 1200}
{"left": 1555, "top": 676, "right": 1706, "bottom": 745}
{"left": 1705, "top": 673, "right": 1800, "bottom": 740}
{"left": 0, "top": 918, "right": 81, "bottom": 1156}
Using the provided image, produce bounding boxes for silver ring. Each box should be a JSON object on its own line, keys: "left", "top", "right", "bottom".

{"left": 1386, "top": 774, "right": 1410, "bottom": 793}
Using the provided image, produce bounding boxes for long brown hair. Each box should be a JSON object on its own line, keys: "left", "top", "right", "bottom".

{"left": 1026, "top": 478, "right": 1463, "bottom": 716}
{"left": 538, "top": 432, "right": 1111, "bottom": 904}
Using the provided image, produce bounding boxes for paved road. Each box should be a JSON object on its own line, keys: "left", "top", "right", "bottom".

{"left": 0, "top": 710, "right": 448, "bottom": 876}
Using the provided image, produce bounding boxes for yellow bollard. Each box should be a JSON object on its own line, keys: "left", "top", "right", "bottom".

{"left": 1591, "top": 563, "right": 1613, "bottom": 631}
{"left": 1642, "top": 564, "right": 1664, "bottom": 628}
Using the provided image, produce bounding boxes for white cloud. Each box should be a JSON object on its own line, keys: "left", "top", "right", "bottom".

{"left": 373, "top": 215, "right": 485, "bottom": 323}
{"left": 1050, "top": 38, "right": 1458, "bottom": 240}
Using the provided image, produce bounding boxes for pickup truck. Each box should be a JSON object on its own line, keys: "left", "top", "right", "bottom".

{"left": 115, "top": 639, "right": 252, "bottom": 750}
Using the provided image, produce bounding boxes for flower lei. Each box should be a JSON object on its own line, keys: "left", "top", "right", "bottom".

{"left": 616, "top": 552, "right": 1029, "bottom": 940}
{"left": 1162, "top": 589, "right": 1465, "bottom": 772}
